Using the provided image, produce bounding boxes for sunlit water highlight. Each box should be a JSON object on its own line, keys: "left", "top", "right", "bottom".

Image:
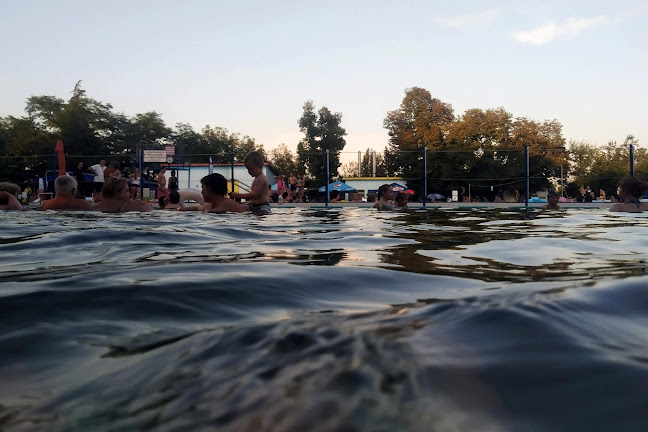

{"left": 1, "top": 208, "right": 648, "bottom": 431}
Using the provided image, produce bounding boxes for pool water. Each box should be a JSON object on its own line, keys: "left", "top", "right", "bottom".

{"left": 1, "top": 208, "right": 648, "bottom": 431}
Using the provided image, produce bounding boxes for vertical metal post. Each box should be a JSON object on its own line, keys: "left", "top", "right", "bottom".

{"left": 358, "top": 151, "right": 361, "bottom": 177}
{"left": 138, "top": 141, "right": 144, "bottom": 201}
{"left": 231, "top": 150, "right": 235, "bottom": 193}
{"left": 422, "top": 147, "right": 427, "bottom": 207}
{"left": 524, "top": 144, "right": 529, "bottom": 208}
{"left": 188, "top": 162, "right": 191, "bottom": 189}
{"left": 325, "top": 149, "right": 330, "bottom": 207}
{"left": 372, "top": 151, "right": 376, "bottom": 177}
{"left": 630, "top": 144, "right": 635, "bottom": 176}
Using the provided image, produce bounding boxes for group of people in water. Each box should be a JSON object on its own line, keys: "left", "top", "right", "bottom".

{"left": 0, "top": 152, "right": 272, "bottom": 214}
{"left": 2, "top": 154, "right": 648, "bottom": 213}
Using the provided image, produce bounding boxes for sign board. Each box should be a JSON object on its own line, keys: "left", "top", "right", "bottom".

{"left": 165, "top": 146, "right": 175, "bottom": 156}
{"left": 452, "top": 190, "right": 459, "bottom": 202}
{"left": 143, "top": 150, "right": 167, "bottom": 163}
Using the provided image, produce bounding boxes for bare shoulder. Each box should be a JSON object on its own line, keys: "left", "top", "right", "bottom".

{"left": 609, "top": 203, "right": 623, "bottom": 212}
{"left": 123, "top": 200, "right": 152, "bottom": 212}
{"left": 227, "top": 199, "right": 248, "bottom": 213}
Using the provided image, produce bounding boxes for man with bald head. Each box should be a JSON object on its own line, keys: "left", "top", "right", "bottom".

{"left": 41, "top": 176, "right": 92, "bottom": 211}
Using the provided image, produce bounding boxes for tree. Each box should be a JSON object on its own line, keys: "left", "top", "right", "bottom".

{"left": 383, "top": 87, "right": 454, "bottom": 189}
{"left": 298, "top": 100, "right": 347, "bottom": 182}
{"left": 340, "top": 161, "right": 359, "bottom": 177}
{"left": 359, "top": 148, "right": 387, "bottom": 177}
{"left": 269, "top": 143, "right": 297, "bottom": 177}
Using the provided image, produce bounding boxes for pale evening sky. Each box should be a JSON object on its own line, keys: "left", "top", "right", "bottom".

{"left": 1, "top": 0, "right": 646, "bottom": 159}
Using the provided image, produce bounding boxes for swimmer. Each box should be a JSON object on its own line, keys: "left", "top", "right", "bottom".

{"left": 196, "top": 173, "right": 247, "bottom": 213}
{"left": 228, "top": 151, "right": 271, "bottom": 214}
{"left": 394, "top": 191, "right": 409, "bottom": 208}
{"left": 41, "top": 176, "right": 91, "bottom": 211}
{"left": 610, "top": 177, "right": 648, "bottom": 213}
{"left": 0, "top": 182, "right": 23, "bottom": 210}
{"left": 158, "top": 190, "right": 182, "bottom": 210}
{"left": 373, "top": 184, "right": 394, "bottom": 210}
{"left": 541, "top": 190, "right": 561, "bottom": 211}
{"left": 91, "top": 177, "right": 153, "bottom": 213}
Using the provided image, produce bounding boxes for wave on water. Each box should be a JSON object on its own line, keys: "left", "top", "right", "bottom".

{"left": 1, "top": 208, "right": 648, "bottom": 431}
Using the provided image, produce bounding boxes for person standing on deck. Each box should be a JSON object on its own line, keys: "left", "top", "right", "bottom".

{"left": 157, "top": 167, "right": 168, "bottom": 200}
{"left": 88, "top": 159, "right": 106, "bottom": 202}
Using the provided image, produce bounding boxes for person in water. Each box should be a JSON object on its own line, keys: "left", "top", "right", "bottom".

{"left": 373, "top": 184, "right": 394, "bottom": 210}
{"left": 41, "top": 176, "right": 91, "bottom": 211}
{"left": 158, "top": 190, "right": 182, "bottom": 210}
{"left": 91, "top": 177, "right": 153, "bottom": 213}
{"left": 194, "top": 173, "right": 248, "bottom": 213}
{"left": 610, "top": 177, "right": 648, "bottom": 213}
{"left": 541, "top": 190, "right": 561, "bottom": 210}
{"left": 228, "top": 151, "right": 271, "bottom": 214}
{"left": 394, "top": 191, "right": 409, "bottom": 208}
{"left": 0, "top": 182, "right": 23, "bottom": 210}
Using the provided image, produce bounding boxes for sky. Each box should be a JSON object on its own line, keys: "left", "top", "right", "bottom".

{"left": 1, "top": 0, "right": 647, "bottom": 160}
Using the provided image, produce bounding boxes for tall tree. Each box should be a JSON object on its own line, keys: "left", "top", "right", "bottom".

{"left": 383, "top": 87, "right": 454, "bottom": 188}
{"left": 360, "top": 148, "right": 387, "bottom": 177}
{"left": 298, "top": 100, "right": 346, "bottom": 182}
{"left": 269, "top": 143, "right": 297, "bottom": 176}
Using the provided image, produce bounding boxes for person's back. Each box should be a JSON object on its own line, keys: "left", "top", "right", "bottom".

{"left": 42, "top": 176, "right": 91, "bottom": 211}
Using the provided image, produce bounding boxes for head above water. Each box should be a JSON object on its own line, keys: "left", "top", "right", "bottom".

{"left": 377, "top": 184, "right": 393, "bottom": 200}
{"left": 102, "top": 177, "right": 129, "bottom": 198}
{"left": 618, "top": 177, "right": 648, "bottom": 200}
{"left": 54, "top": 175, "right": 77, "bottom": 195}
{"left": 201, "top": 173, "right": 228, "bottom": 196}
{"left": 244, "top": 151, "right": 265, "bottom": 168}
{"left": 0, "top": 182, "right": 20, "bottom": 197}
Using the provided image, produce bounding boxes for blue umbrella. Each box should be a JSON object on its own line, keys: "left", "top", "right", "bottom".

{"left": 390, "top": 182, "right": 411, "bottom": 193}
{"left": 318, "top": 182, "right": 356, "bottom": 192}
{"left": 427, "top": 193, "right": 445, "bottom": 201}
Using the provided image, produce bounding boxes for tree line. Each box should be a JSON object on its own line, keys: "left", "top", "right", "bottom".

{"left": 1, "top": 83, "right": 642, "bottom": 196}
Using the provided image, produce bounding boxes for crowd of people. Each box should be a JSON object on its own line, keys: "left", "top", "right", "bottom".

{"left": 0, "top": 152, "right": 272, "bottom": 214}
{"left": 2, "top": 157, "right": 647, "bottom": 213}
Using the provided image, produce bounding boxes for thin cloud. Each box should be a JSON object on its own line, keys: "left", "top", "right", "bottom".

{"left": 514, "top": 16, "right": 608, "bottom": 46}
{"left": 430, "top": 9, "right": 499, "bottom": 29}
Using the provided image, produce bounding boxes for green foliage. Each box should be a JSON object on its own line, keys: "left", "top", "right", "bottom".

{"left": 383, "top": 87, "right": 454, "bottom": 186}
{"left": 1, "top": 82, "right": 267, "bottom": 182}
{"left": 298, "top": 100, "right": 347, "bottom": 182}
{"left": 269, "top": 144, "right": 298, "bottom": 176}
{"left": 568, "top": 135, "right": 644, "bottom": 195}
{"left": 360, "top": 148, "right": 386, "bottom": 177}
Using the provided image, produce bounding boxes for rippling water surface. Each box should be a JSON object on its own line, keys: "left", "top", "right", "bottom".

{"left": 1, "top": 208, "right": 648, "bottom": 431}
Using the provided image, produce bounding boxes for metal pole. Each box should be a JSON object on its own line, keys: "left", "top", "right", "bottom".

{"left": 325, "top": 149, "right": 330, "bottom": 207}
{"left": 358, "top": 151, "right": 361, "bottom": 177}
{"left": 231, "top": 150, "right": 235, "bottom": 194}
{"left": 188, "top": 163, "right": 191, "bottom": 189}
{"left": 422, "top": 147, "right": 427, "bottom": 207}
{"left": 630, "top": 144, "right": 635, "bottom": 176}
{"left": 524, "top": 144, "right": 529, "bottom": 208}
{"left": 469, "top": 184, "right": 471, "bottom": 202}
{"left": 138, "top": 141, "right": 143, "bottom": 201}
{"left": 372, "top": 151, "right": 376, "bottom": 177}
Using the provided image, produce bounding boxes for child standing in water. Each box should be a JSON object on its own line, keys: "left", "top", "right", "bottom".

{"left": 394, "top": 192, "right": 409, "bottom": 208}
{"left": 229, "top": 151, "right": 271, "bottom": 214}
{"left": 373, "top": 184, "right": 394, "bottom": 210}
{"left": 198, "top": 173, "right": 248, "bottom": 213}
{"left": 542, "top": 190, "right": 561, "bottom": 210}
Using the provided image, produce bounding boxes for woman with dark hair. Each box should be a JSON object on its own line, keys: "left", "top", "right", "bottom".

{"left": 610, "top": 177, "right": 648, "bottom": 213}
{"left": 91, "top": 178, "right": 153, "bottom": 213}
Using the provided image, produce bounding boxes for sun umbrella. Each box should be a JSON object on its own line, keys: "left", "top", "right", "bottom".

{"left": 390, "top": 182, "right": 415, "bottom": 194}
{"left": 427, "top": 193, "right": 445, "bottom": 201}
{"left": 318, "top": 182, "right": 356, "bottom": 192}
{"left": 55, "top": 140, "right": 66, "bottom": 176}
